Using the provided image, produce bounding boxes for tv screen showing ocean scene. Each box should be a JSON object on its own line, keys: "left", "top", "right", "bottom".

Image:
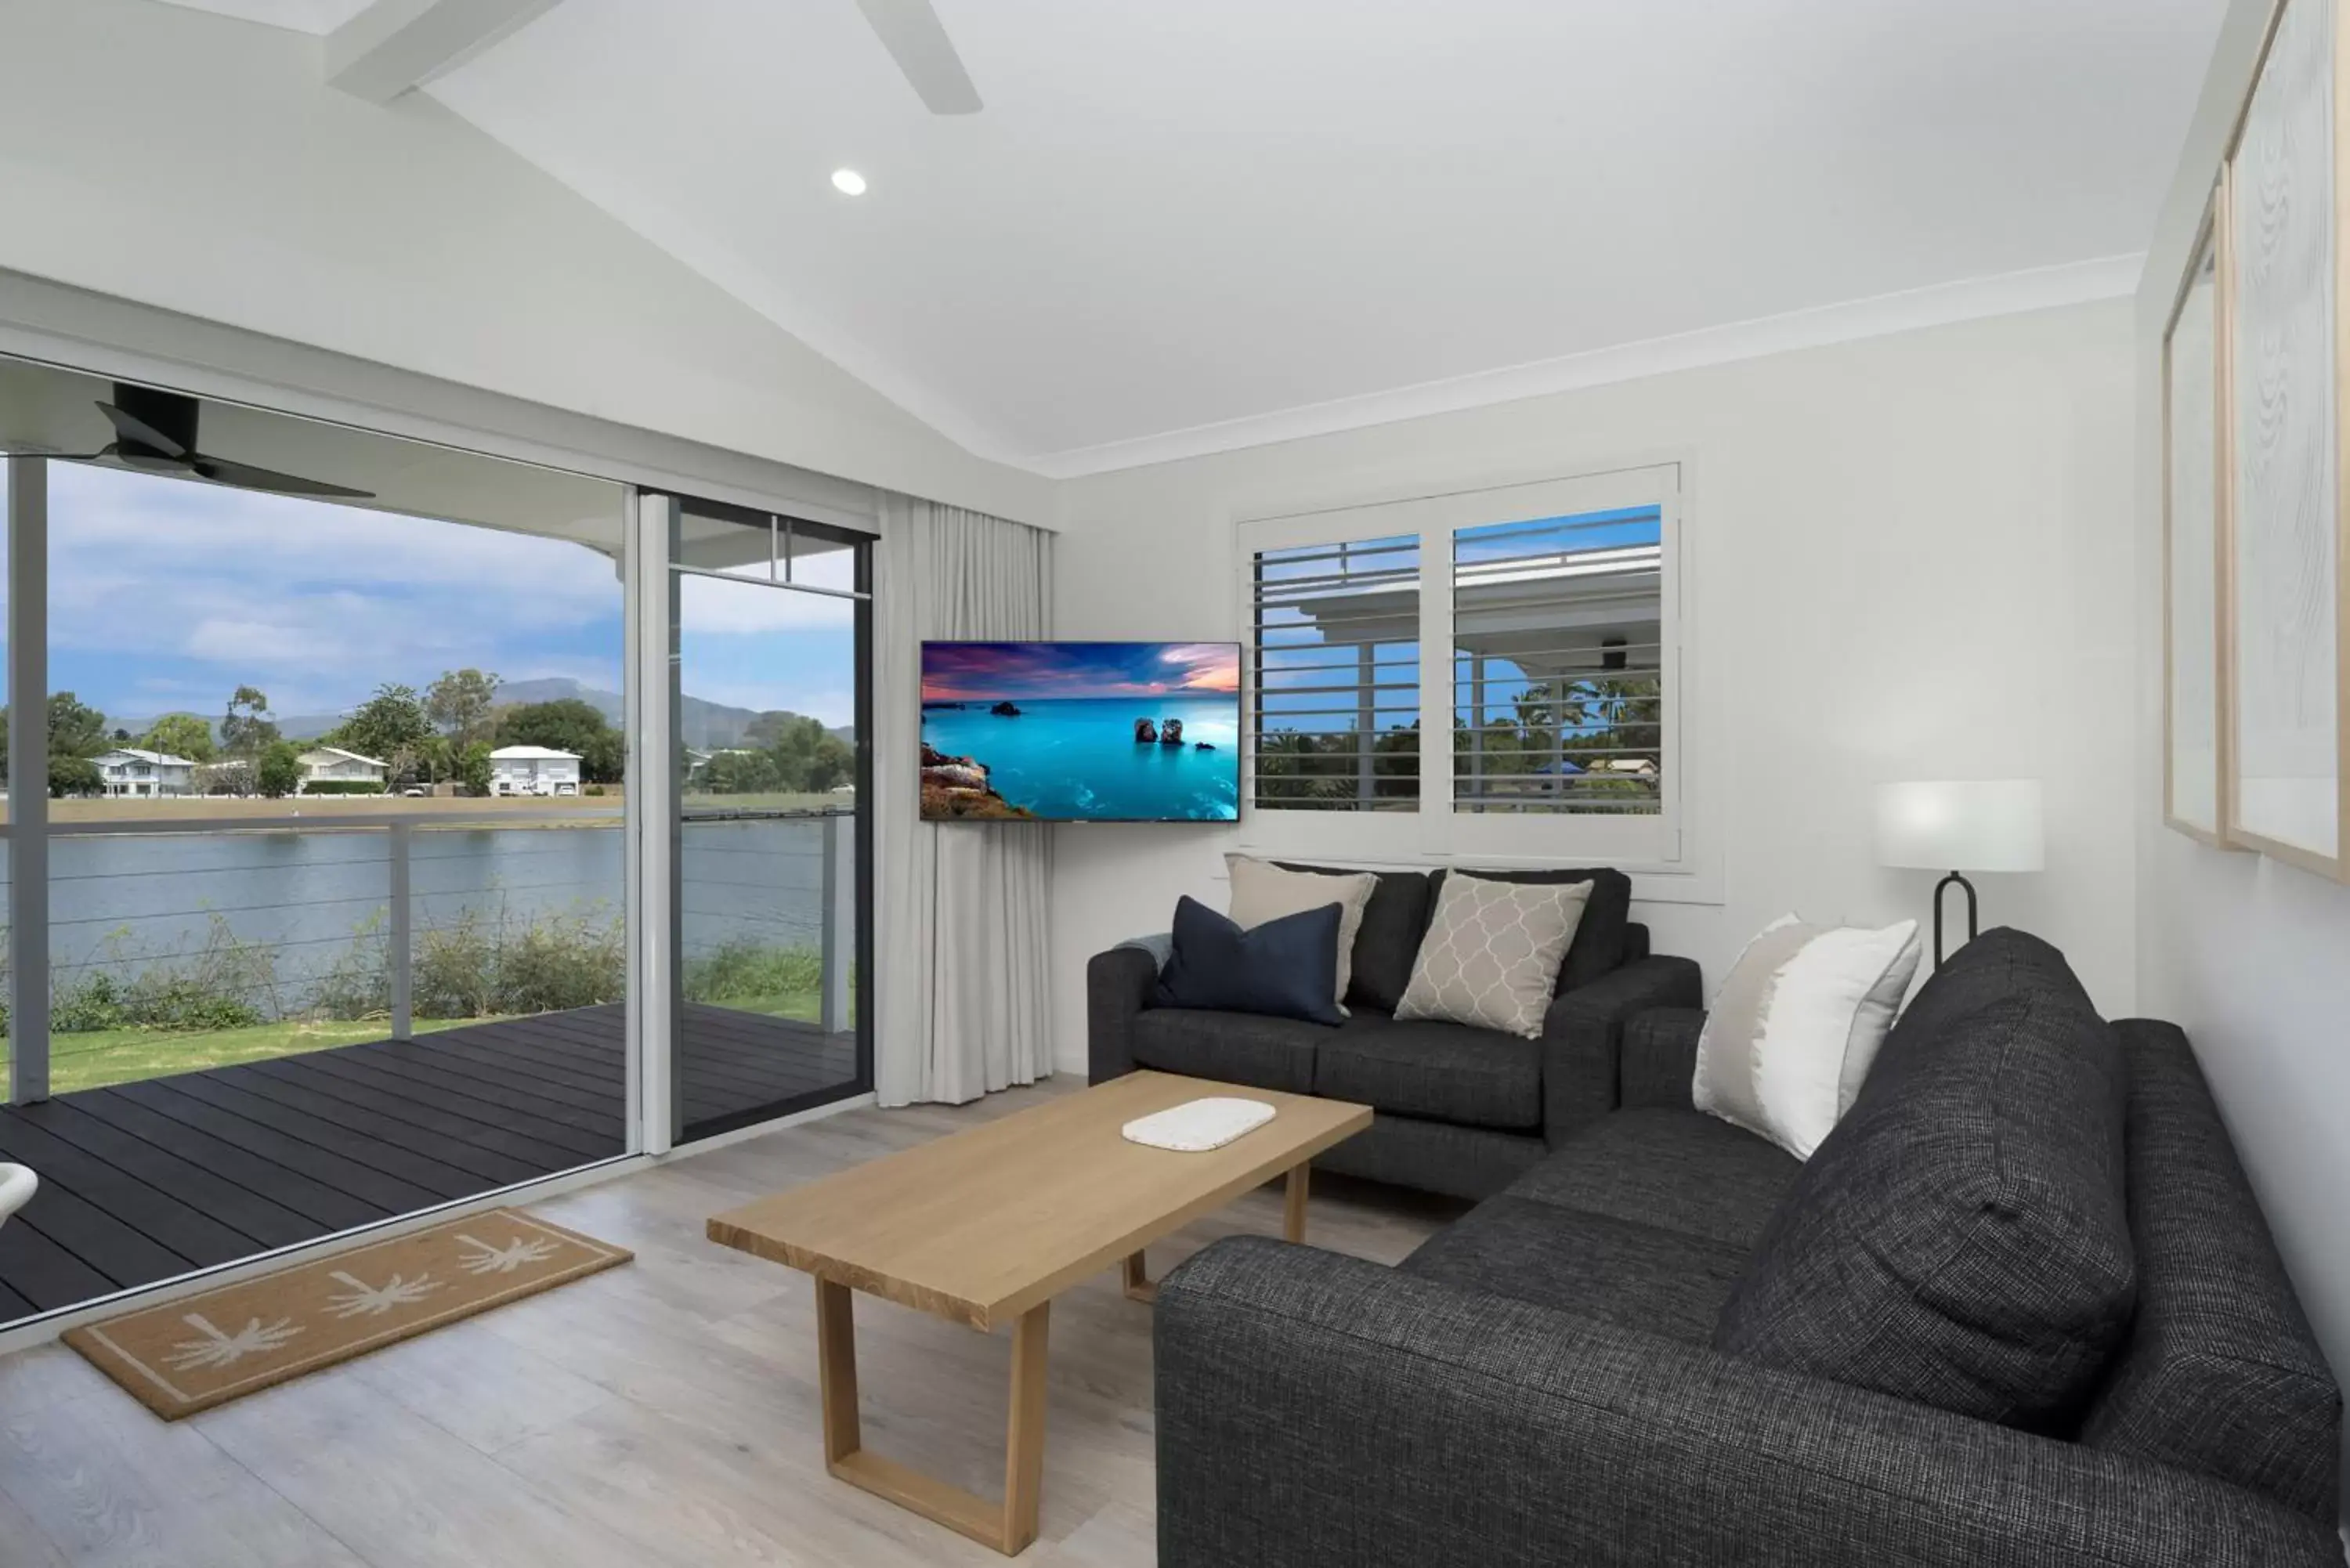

{"left": 920, "top": 641, "right": 1242, "bottom": 822}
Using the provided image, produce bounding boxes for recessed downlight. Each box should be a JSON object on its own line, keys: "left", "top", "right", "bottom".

{"left": 831, "top": 168, "right": 869, "bottom": 197}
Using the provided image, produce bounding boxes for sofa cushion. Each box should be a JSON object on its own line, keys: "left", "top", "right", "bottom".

{"left": 1314, "top": 1014, "right": 1542, "bottom": 1131}
{"left": 1274, "top": 863, "right": 1434, "bottom": 1013}
{"left": 1714, "top": 929, "right": 2136, "bottom": 1434}
{"left": 1312, "top": 1112, "right": 1543, "bottom": 1201}
{"left": 1401, "top": 1197, "right": 1749, "bottom": 1343}
{"left": 2079, "top": 1021, "right": 2343, "bottom": 1521}
{"left": 1155, "top": 895, "right": 1345, "bottom": 1026}
{"left": 1430, "top": 866, "right": 1629, "bottom": 993}
{"left": 1131, "top": 1007, "right": 1321, "bottom": 1093}
{"left": 1507, "top": 1108, "right": 1800, "bottom": 1248}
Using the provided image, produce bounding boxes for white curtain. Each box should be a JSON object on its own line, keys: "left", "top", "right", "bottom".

{"left": 874, "top": 498, "right": 1055, "bottom": 1106}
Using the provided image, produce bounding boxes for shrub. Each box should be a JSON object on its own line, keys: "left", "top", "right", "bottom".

{"left": 299, "top": 779, "right": 388, "bottom": 796}
{"left": 407, "top": 901, "right": 625, "bottom": 1020}
{"left": 47, "top": 916, "right": 274, "bottom": 1034}
{"left": 684, "top": 939, "right": 825, "bottom": 1005}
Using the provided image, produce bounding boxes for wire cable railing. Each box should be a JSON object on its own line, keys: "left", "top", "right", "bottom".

{"left": 0, "top": 807, "right": 857, "bottom": 1096}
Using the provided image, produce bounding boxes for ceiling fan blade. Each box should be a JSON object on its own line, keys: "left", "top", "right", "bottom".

{"left": 95, "top": 401, "right": 190, "bottom": 460}
{"left": 190, "top": 455, "right": 376, "bottom": 500}
{"left": 853, "top": 0, "right": 982, "bottom": 114}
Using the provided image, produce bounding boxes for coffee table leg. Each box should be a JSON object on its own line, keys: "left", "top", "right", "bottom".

{"left": 813, "top": 1278, "right": 1054, "bottom": 1557}
{"left": 1001, "top": 1301, "right": 1050, "bottom": 1554}
{"left": 1285, "top": 1161, "right": 1311, "bottom": 1243}
{"left": 1121, "top": 1250, "right": 1156, "bottom": 1303}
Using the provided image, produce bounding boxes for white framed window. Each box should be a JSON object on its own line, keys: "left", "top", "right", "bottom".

{"left": 1238, "top": 463, "right": 1684, "bottom": 869}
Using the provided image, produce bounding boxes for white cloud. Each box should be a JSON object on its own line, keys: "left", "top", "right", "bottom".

{"left": 679, "top": 553, "right": 860, "bottom": 634}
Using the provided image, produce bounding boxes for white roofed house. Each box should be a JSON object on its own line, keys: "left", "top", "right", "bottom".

{"left": 296, "top": 746, "right": 389, "bottom": 793}
{"left": 92, "top": 747, "right": 196, "bottom": 798}
{"left": 490, "top": 745, "right": 582, "bottom": 797}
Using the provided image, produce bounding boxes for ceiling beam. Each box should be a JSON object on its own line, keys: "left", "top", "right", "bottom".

{"left": 325, "top": 0, "right": 563, "bottom": 104}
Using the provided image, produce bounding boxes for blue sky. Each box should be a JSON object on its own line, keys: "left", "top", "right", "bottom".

{"left": 13, "top": 464, "right": 859, "bottom": 730}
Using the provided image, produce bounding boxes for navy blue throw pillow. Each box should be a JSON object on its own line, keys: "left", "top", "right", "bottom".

{"left": 1155, "top": 895, "right": 1344, "bottom": 1026}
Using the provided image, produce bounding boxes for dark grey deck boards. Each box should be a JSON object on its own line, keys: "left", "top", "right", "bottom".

{"left": 0, "top": 1004, "right": 859, "bottom": 1329}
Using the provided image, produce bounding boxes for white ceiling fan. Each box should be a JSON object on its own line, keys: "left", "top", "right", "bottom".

{"left": 853, "top": 0, "right": 982, "bottom": 114}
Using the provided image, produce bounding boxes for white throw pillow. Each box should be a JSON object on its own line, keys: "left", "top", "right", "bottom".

{"left": 1224, "top": 855, "right": 1377, "bottom": 1014}
{"left": 1691, "top": 916, "right": 1922, "bottom": 1160}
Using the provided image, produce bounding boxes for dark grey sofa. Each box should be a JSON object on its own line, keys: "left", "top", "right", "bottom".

{"left": 1087, "top": 865, "right": 1701, "bottom": 1199}
{"left": 1152, "top": 929, "right": 2345, "bottom": 1567}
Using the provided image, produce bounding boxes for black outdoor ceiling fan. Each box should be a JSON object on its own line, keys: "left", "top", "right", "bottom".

{"left": 77, "top": 384, "right": 374, "bottom": 500}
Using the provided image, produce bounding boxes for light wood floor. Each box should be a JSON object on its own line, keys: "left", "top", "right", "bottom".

{"left": 0, "top": 1077, "right": 1459, "bottom": 1567}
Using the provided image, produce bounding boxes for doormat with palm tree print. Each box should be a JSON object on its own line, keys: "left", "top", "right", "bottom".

{"left": 62, "top": 1210, "right": 630, "bottom": 1419}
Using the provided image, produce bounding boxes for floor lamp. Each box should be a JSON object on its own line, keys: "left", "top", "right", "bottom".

{"left": 1875, "top": 780, "right": 2045, "bottom": 967}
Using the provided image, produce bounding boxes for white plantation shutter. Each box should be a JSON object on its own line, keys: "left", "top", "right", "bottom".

{"left": 1249, "top": 534, "right": 1423, "bottom": 811}
{"left": 1239, "top": 463, "right": 1682, "bottom": 865}
{"left": 1452, "top": 505, "right": 1665, "bottom": 815}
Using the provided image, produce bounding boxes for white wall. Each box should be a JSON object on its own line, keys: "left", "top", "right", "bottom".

{"left": 2134, "top": 0, "right": 2350, "bottom": 1527}
{"left": 0, "top": 0, "right": 1050, "bottom": 526}
{"left": 1047, "top": 300, "right": 2138, "bottom": 1072}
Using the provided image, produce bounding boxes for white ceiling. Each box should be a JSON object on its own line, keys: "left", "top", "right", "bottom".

{"left": 150, "top": 0, "right": 2225, "bottom": 475}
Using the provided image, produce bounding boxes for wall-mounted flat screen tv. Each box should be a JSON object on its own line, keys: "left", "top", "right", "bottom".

{"left": 920, "top": 641, "right": 1242, "bottom": 822}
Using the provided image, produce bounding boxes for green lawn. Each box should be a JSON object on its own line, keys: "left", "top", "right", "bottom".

{"left": 7, "top": 989, "right": 841, "bottom": 1096}
{"left": 30, "top": 1016, "right": 485, "bottom": 1096}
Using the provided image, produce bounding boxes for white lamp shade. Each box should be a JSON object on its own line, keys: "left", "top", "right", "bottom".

{"left": 1875, "top": 780, "right": 2044, "bottom": 873}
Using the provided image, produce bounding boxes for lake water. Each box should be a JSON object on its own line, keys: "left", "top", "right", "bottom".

{"left": 923, "top": 695, "right": 1240, "bottom": 821}
{"left": 15, "top": 816, "right": 850, "bottom": 1001}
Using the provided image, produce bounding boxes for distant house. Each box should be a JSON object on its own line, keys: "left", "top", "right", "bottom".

{"left": 490, "top": 745, "right": 581, "bottom": 797}
{"left": 92, "top": 747, "right": 196, "bottom": 798}
{"left": 297, "top": 746, "right": 389, "bottom": 793}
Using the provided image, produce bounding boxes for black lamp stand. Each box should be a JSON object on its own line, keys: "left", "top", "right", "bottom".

{"left": 1931, "top": 870, "right": 1978, "bottom": 969}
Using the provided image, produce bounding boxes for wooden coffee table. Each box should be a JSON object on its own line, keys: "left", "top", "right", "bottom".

{"left": 706, "top": 1071, "right": 1371, "bottom": 1555}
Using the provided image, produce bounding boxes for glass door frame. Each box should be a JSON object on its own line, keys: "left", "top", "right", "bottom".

{"left": 628, "top": 489, "right": 876, "bottom": 1152}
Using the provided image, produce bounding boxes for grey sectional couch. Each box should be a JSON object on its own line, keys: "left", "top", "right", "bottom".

{"left": 1086, "top": 864, "right": 1701, "bottom": 1199}
{"left": 1151, "top": 928, "right": 2345, "bottom": 1567}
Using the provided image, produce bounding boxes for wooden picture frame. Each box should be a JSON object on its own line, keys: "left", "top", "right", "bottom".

{"left": 2222, "top": 0, "right": 2350, "bottom": 880}
{"left": 2164, "top": 187, "right": 2230, "bottom": 844}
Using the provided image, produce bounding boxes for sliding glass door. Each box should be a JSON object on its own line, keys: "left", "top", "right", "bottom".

{"left": 665, "top": 497, "right": 872, "bottom": 1140}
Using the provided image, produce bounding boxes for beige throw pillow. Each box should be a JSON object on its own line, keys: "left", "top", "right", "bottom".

{"left": 1691, "top": 916, "right": 1921, "bottom": 1160}
{"left": 1225, "top": 855, "right": 1377, "bottom": 1015}
{"left": 1395, "top": 873, "right": 1591, "bottom": 1038}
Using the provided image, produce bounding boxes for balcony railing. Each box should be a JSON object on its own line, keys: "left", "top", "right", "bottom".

{"left": 0, "top": 804, "right": 855, "bottom": 1102}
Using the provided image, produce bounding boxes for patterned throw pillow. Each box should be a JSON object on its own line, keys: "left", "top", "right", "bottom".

{"left": 1395, "top": 873, "right": 1593, "bottom": 1038}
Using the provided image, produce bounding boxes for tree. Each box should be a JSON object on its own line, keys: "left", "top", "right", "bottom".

{"left": 496, "top": 697, "right": 609, "bottom": 757}
{"left": 139, "top": 713, "right": 217, "bottom": 764}
{"left": 580, "top": 730, "right": 626, "bottom": 785}
{"left": 47, "top": 755, "right": 101, "bottom": 797}
{"left": 764, "top": 714, "right": 854, "bottom": 793}
{"left": 424, "top": 668, "right": 501, "bottom": 750}
{"left": 703, "top": 749, "right": 781, "bottom": 794}
{"left": 46, "top": 692, "right": 109, "bottom": 761}
{"left": 256, "top": 740, "right": 302, "bottom": 799}
{"left": 414, "top": 732, "right": 454, "bottom": 787}
{"left": 334, "top": 684, "right": 432, "bottom": 770}
{"left": 221, "top": 686, "right": 280, "bottom": 757}
{"left": 456, "top": 740, "right": 493, "bottom": 797}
